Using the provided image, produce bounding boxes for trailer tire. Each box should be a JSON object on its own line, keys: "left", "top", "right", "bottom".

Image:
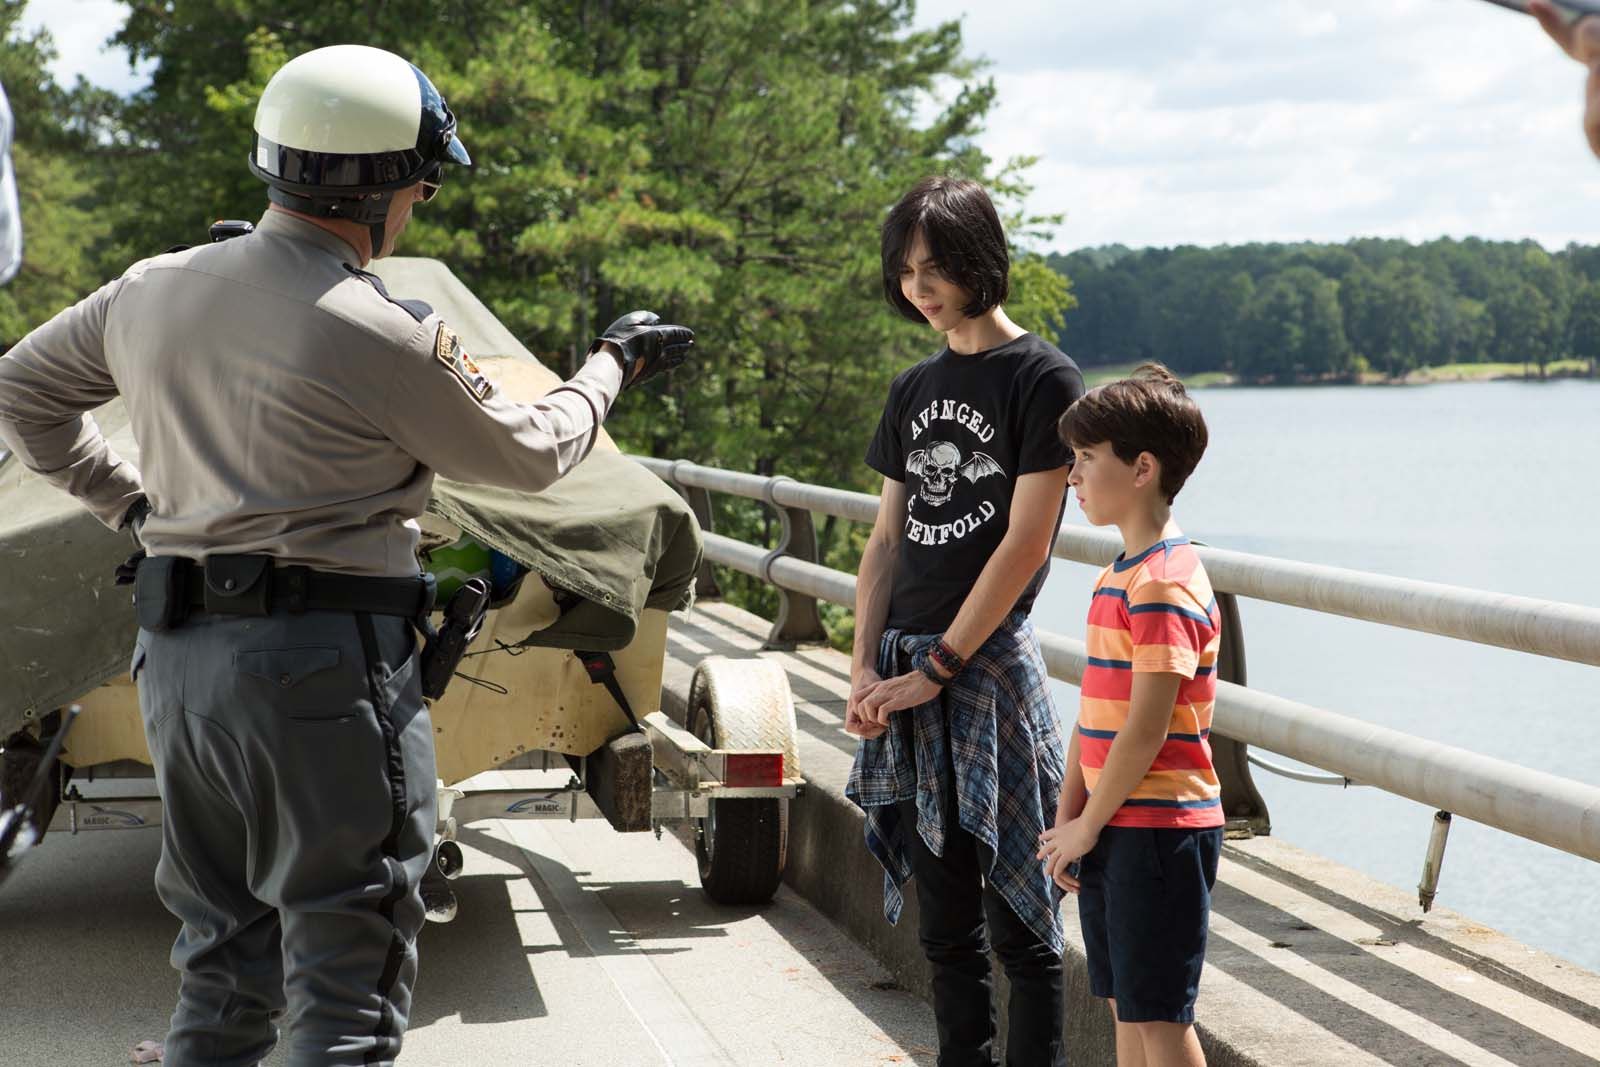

{"left": 687, "top": 657, "right": 798, "bottom": 906}
{"left": 695, "top": 793, "right": 786, "bottom": 906}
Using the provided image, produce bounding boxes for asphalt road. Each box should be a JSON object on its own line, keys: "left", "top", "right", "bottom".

{"left": 0, "top": 814, "right": 936, "bottom": 1066}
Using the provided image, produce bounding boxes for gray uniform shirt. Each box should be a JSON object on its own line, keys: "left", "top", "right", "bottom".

{"left": 0, "top": 209, "right": 623, "bottom": 576}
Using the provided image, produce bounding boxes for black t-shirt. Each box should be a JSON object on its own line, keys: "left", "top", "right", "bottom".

{"left": 865, "top": 333, "right": 1084, "bottom": 633}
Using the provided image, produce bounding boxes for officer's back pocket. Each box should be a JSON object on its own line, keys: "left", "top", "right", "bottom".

{"left": 235, "top": 646, "right": 341, "bottom": 690}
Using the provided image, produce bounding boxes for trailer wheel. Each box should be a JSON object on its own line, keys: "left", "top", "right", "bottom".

{"left": 686, "top": 657, "right": 799, "bottom": 906}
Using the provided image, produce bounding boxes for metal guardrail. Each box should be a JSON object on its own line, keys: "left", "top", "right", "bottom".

{"left": 635, "top": 456, "right": 1600, "bottom": 884}
{"left": 639, "top": 458, "right": 1600, "bottom": 669}
{"left": 1050, "top": 526, "right": 1600, "bottom": 670}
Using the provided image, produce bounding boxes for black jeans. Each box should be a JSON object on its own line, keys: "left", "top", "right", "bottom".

{"left": 897, "top": 750, "right": 1065, "bottom": 1067}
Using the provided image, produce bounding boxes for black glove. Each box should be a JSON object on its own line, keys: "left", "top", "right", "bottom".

{"left": 115, "top": 496, "right": 152, "bottom": 587}
{"left": 123, "top": 495, "right": 151, "bottom": 544}
{"left": 589, "top": 311, "right": 694, "bottom": 389}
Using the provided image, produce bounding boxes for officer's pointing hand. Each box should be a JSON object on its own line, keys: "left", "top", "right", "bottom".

{"left": 591, "top": 311, "right": 695, "bottom": 389}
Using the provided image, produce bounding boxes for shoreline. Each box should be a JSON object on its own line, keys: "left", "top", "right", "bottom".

{"left": 1081, "top": 360, "right": 1596, "bottom": 389}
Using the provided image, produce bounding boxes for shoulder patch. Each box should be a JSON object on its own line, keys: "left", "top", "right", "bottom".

{"left": 343, "top": 264, "right": 435, "bottom": 324}
{"left": 435, "top": 325, "right": 495, "bottom": 404}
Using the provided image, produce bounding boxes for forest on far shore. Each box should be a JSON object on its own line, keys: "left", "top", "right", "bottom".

{"left": 1051, "top": 238, "right": 1600, "bottom": 383}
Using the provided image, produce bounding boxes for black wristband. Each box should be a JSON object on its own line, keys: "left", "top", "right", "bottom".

{"left": 929, "top": 638, "right": 966, "bottom": 678}
{"left": 914, "top": 646, "right": 951, "bottom": 687}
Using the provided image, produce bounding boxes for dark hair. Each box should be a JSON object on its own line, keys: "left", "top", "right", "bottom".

{"left": 881, "top": 176, "right": 1010, "bottom": 324}
{"left": 1057, "top": 362, "right": 1209, "bottom": 504}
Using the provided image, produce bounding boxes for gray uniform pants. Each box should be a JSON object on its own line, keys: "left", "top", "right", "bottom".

{"left": 132, "top": 609, "right": 436, "bottom": 1067}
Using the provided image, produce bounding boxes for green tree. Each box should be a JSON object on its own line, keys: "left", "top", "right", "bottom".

{"left": 1449, "top": 296, "right": 1494, "bottom": 366}
{"left": 100, "top": 1, "right": 1076, "bottom": 642}
{"left": 1375, "top": 260, "right": 1436, "bottom": 378}
{"left": 1488, "top": 281, "right": 1555, "bottom": 378}
{"left": 1146, "top": 252, "right": 1249, "bottom": 376}
{"left": 105, "top": 2, "right": 1071, "bottom": 478}
{"left": 1236, "top": 267, "right": 1347, "bottom": 382}
{"left": 1236, "top": 272, "right": 1303, "bottom": 383}
{"left": 1058, "top": 235, "right": 1600, "bottom": 381}
{"left": 1568, "top": 279, "right": 1600, "bottom": 377}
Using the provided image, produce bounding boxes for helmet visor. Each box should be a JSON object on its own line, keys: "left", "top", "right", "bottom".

{"left": 440, "top": 127, "right": 471, "bottom": 167}
{"left": 413, "top": 66, "right": 472, "bottom": 169}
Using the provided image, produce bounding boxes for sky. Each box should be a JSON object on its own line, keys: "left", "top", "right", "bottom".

{"left": 20, "top": 0, "right": 1600, "bottom": 252}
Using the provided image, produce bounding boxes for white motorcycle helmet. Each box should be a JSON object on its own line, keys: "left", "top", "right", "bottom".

{"left": 248, "top": 44, "right": 471, "bottom": 253}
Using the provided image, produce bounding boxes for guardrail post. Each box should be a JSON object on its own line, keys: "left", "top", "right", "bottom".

{"left": 671, "top": 461, "right": 721, "bottom": 600}
{"left": 760, "top": 476, "right": 828, "bottom": 649}
{"left": 1212, "top": 589, "right": 1272, "bottom": 837}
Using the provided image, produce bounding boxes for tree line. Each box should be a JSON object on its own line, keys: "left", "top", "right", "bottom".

{"left": 1051, "top": 237, "right": 1600, "bottom": 381}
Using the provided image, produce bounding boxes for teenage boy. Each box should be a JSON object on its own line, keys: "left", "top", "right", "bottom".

{"left": 844, "top": 175, "right": 1085, "bottom": 1067}
{"left": 1039, "top": 363, "right": 1221, "bottom": 1067}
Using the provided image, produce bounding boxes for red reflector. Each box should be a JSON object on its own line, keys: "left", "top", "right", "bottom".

{"left": 722, "top": 752, "right": 784, "bottom": 788}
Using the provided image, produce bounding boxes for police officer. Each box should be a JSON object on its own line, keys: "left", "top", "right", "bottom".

{"left": 0, "top": 44, "right": 692, "bottom": 1067}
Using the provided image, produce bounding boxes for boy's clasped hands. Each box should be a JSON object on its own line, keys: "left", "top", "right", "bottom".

{"left": 845, "top": 665, "right": 944, "bottom": 738}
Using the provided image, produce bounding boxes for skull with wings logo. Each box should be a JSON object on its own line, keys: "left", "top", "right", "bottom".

{"left": 906, "top": 441, "right": 1004, "bottom": 506}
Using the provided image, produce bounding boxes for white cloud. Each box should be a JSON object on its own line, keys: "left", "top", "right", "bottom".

{"left": 21, "top": 0, "right": 149, "bottom": 95}
{"left": 912, "top": 0, "right": 1600, "bottom": 251}
{"left": 18, "top": 0, "right": 1600, "bottom": 251}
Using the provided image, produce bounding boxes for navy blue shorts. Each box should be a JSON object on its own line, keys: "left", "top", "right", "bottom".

{"left": 1077, "top": 825, "right": 1223, "bottom": 1024}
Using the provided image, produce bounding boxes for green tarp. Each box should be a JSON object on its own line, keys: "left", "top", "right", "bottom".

{"left": 0, "top": 258, "right": 700, "bottom": 737}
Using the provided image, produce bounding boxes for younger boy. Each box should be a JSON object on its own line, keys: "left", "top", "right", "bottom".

{"left": 1038, "top": 363, "right": 1222, "bottom": 1067}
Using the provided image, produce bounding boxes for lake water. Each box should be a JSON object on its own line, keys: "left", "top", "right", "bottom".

{"left": 1029, "top": 378, "right": 1600, "bottom": 974}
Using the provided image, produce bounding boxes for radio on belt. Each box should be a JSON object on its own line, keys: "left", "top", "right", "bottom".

{"left": 420, "top": 577, "right": 490, "bottom": 700}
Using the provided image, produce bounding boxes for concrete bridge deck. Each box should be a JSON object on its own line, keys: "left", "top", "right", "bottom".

{"left": 6, "top": 598, "right": 1598, "bottom": 1065}
{"left": 665, "top": 600, "right": 1600, "bottom": 1067}
{"left": 1, "top": 761, "right": 936, "bottom": 1065}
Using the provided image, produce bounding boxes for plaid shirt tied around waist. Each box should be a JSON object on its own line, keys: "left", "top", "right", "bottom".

{"left": 845, "top": 611, "right": 1068, "bottom": 955}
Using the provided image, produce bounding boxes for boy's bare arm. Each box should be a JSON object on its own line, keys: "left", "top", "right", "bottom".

{"left": 1077, "top": 671, "right": 1182, "bottom": 832}
{"left": 846, "top": 476, "right": 905, "bottom": 737}
{"left": 858, "top": 466, "right": 1069, "bottom": 724}
{"left": 1039, "top": 672, "right": 1181, "bottom": 889}
{"left": 1057, "top": 727, "right": 1087, "bottom": 823}
{"left": 941, "top": 466, "right": 1071, "bottom": 659}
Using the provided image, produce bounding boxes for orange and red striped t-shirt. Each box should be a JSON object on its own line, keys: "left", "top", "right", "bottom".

{"left": 1078, "top": 536, "right": 1224, "bottom": 829}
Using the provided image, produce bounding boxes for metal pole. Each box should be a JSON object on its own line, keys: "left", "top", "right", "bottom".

{"left": 761, "top": 476, "right": 828, "bottom": 649}
{"left": 1051, "top": 526, "right": 1600, "bottom": 670}
{"left": 642, "top": 456, "right": 1600, "bottom": 668}
{"left": 1418, "top": 811, "right": 1453, "bottom": 913}
{"left": 1209, "top": 590, "right": 1271, "bottom": 836}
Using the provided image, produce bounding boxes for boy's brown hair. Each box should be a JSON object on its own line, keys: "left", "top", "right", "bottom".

{"left": 1057, "top": 362, "right": 1208, "bottom": 504}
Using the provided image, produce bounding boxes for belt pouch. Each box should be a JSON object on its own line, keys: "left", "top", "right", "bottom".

{"left": 202, "top": 554, "right": 273, "bottom": 615}
{"left": 134, "top": 557, "right": 187, "bottom": 631}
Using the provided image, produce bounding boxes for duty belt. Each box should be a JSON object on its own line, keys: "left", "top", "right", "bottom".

{"left": 134, "top": 554, "right": 435, "bottom": 631}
